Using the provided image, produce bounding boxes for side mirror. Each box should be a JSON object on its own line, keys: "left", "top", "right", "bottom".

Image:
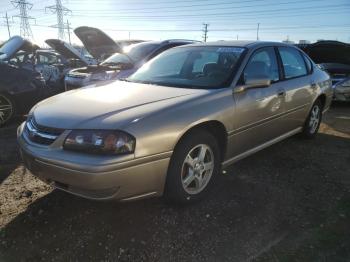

{"left": 234, "top": 77, "right": 271, "bottom": 93}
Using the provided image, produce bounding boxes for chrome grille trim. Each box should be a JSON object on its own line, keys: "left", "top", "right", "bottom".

{"left": 25, "top": 117, "right": 63, "bottom": 145}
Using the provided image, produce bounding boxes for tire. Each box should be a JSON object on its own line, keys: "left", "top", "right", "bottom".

{"left": 164, "top": 129, "right": 221, "bottom": 204}
{"left": 301, "top": 99, "right": 323, "bottom": 139}
{"left": 0, "top": 93, "right": 16, "bottom": 127}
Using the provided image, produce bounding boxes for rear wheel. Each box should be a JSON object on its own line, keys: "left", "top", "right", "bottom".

{"left": 0, "top": 93, "right": 15, "bottom": 127}
{"left": 164, "top": 130, "right": 221, "bottom": 204}
{"left": 301, "top": 99, "right": 322, "bottom": 138}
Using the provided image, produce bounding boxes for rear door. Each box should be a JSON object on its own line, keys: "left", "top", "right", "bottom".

{"left": 276, "top": 46, "right": 313, "bottom": 131}
{"left": 231, "top": 46, "right": 287, "bottom": 156}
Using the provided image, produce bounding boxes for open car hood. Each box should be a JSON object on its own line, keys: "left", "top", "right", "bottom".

{"left": 299, "top": 41, "right": 350, "bottom": 66}
{"left": 45, "top": 39, "right": 92, "bottom": 65}
{"left": 74, "top": 26, "right": 122, "bottom": 61}
{"left": 0, "top": 36, "right": 39, "bottom": 60}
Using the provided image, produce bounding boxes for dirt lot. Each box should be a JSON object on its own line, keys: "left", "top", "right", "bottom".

{"left": 0, "top": 104, "right": 349, "bottom": 262}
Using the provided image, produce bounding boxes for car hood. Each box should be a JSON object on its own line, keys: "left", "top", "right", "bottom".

{"left": 45, "top": 39, "right": 91, "bottom": 65}
{"left": 74, "top": 26, "right": 122, "bottom": 61}
{"left": 299, "top": 41, "right": 350, "bottom": 66}
{"left": 32, "top": 81, "right": 208, "bottom": 130}
{"left": 0, "top": 36, "right": 39, "bottom": 60}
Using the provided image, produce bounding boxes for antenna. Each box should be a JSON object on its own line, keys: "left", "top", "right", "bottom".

{"left": 46, "top": 0, "right": 71, "bottom": 40}
{"left": 11, "top": 0, "right": 35, "bottom": 39}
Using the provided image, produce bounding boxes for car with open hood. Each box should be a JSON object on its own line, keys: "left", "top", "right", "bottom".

{"left": 298, "top": 40, "right": 350, "bottom": 101}
{"left": 0, "top": 36, "right": 93, "bottom": 126}
{"left": 64, "top": 36, "right": 199, "bottom": 90}
{"left": 0, "top": 36, "right": 45, "bottom": 126}
{"left": 18, "top": 41, "right": 332, "bottom": 204}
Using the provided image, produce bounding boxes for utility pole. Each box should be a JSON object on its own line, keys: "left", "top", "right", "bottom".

{"left": 256, "top": 23, "right": 260, "bottom": 41}
{"left": 11, "top": 0, "right": 35, "bottom": 39}
{"left": 202, "top": 23, "right": 209, "bottom": 42}
{"left": 46, "top": 0, "right": 71, "bottom": 40}
{"left": 5, "top": 12, "right": 11, "bottom": 38}
{"left": 66, "top": 19, "right": 71, "bottom": 44}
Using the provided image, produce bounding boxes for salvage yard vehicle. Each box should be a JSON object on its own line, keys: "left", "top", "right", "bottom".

{"left": 18, "top": 41, "right": 332, "bottom": 204}
{"left": 0, "top": 36, "right": 92, "bottom": 125}
{"left": 298, "top": 40, "right": 350, "bottom": 101}
{"left": 0, "top": 36, "right": 45, "bottom": 126}
{"left": 64, "top": 39, "right": 199, "bottom": 90}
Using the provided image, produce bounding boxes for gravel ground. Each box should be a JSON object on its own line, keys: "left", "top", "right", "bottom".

{"left": 0, "top": 103, "right": 349, "bottom": 262}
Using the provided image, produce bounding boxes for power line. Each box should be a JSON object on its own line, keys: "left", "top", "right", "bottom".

{"left": 45, "top": 0, "right": 71, "bottom": 40}
{"left": 62, "top": 0, "right": 331, "bottom": 14}
{"left": 11, "top": 0, "right": 35, "bottom": 39}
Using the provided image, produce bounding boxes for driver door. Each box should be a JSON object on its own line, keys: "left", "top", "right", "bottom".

{"left": 231, "top": 47, "right": 287, "bottom": 156}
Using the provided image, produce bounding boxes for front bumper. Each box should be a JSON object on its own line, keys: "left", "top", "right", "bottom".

{"left": 17, "top": 123, "right": 171, "bottom": 201}
{"left": 333, "top": 89, "right": 350, "bottom": 101}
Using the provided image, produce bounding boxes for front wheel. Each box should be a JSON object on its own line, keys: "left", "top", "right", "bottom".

{"left": 164, "top": 130, "right": 221, "bottom": 204}
{"left": 301, "top": 100, "right": 323, "bottom": 138}
{"left": 0, "top": 93, "right": 15, "bottom": 127}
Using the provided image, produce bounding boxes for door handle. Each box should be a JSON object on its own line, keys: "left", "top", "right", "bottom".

{"left": 277, "top": 89, "right": 286, "bottom": 97}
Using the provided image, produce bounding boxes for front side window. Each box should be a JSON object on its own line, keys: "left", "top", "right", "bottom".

{"left": 243, "top": 47, "right": 279, "bottom": 83}
{"left": 278, "top": 47, "right": 308, "bottom": 79}
{"left": 128, "top": 46, "right": 245, "bottom": 89}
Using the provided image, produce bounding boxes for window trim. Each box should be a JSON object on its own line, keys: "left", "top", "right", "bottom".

{"left": 300, "top": 51, "right": 314, "bottom": 75}
{"left": 276, "top": 46, "right": 309, "bottom": 81}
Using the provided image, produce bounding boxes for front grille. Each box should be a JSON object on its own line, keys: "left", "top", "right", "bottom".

{"left": 25, "top": 117, "right": 63, "bottom": 145}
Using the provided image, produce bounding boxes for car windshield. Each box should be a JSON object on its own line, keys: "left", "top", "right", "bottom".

{"left": 101, "top": 53, "right": 132, "bottom": 66}
{"left": 124, "top": 42, "right": 159, "bottom": 62}
{"left": 127, "top": 46, "right": 246, "bottom": 89}
{"left": 100, "top": 42, "right": 158, "bottom": 66}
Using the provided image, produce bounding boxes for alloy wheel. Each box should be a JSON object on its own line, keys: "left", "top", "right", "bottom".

{"left": 181, "top": 144, "right": 215, "bottom": 195}
{"left": 0, "top": 95, "right": 13, "bottom": 125}
{"left": 309, "top": 104, "right": 320, "bottom": 134}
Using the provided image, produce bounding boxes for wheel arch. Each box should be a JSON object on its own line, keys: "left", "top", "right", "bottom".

{"left": 173, "top": 120, "right": 228, "bottom": 161}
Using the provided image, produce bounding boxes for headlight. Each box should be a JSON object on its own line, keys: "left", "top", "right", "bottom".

{"left": 63, "top": 130, "right": 135, "bottom": 155}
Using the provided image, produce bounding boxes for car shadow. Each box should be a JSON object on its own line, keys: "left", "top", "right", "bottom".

{"left": 0, "top": 117, "right": 23, "bottom": 184}
{"left": 1, "top": 132, "right": 349, "bottom": 261}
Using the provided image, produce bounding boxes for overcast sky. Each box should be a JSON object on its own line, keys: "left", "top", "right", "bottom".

{"left": 0, "top": 0, "right": 349, "bottom": 46}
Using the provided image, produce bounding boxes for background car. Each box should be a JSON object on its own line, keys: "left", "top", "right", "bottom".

{"left": 64, "top": 39, "right": 200, "bottom": 90}
{"left": 298, "top": 40, "right": 350, "bottom": 101}
{"left": 18, "top": 41, "right": 332, "bottom": 204}
{"left": 0, "top": 36, "right": 93, "bottom": 126}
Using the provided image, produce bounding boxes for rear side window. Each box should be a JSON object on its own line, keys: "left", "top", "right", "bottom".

{"left": 278, "top": 47, "right": 307, "bottom": 79}
{"left": 302, "top": 54, "right": 313, "bottom": 73}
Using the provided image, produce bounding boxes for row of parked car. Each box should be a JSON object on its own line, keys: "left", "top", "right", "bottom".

{"left": 0, "top": 27, "right": 349, "bottom": 127}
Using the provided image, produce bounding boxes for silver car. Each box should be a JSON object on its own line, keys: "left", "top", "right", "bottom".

{"left": 18, "top": 41, "right": 332, "bottom": 204}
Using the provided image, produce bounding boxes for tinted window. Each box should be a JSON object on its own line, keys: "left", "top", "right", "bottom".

{"left": 128, "top": 46, "right": 245, "bottom": 89}
{"left": 278, "top": 47, "right": 307, "bottom": 78}
{"left": 244, "top": 47, "right": 279, "bottom": 83}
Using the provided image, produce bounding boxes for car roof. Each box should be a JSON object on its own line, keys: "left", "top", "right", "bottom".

{"left": 184, "top": 40, "right": 296, "bottom": 49}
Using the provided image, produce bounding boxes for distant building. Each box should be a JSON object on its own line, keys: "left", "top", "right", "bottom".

{"left": 299, "top": 40, "right": 311, "bottom": 44}
{"left": 282, "top": 39, "right": 295, "bottom": 44}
